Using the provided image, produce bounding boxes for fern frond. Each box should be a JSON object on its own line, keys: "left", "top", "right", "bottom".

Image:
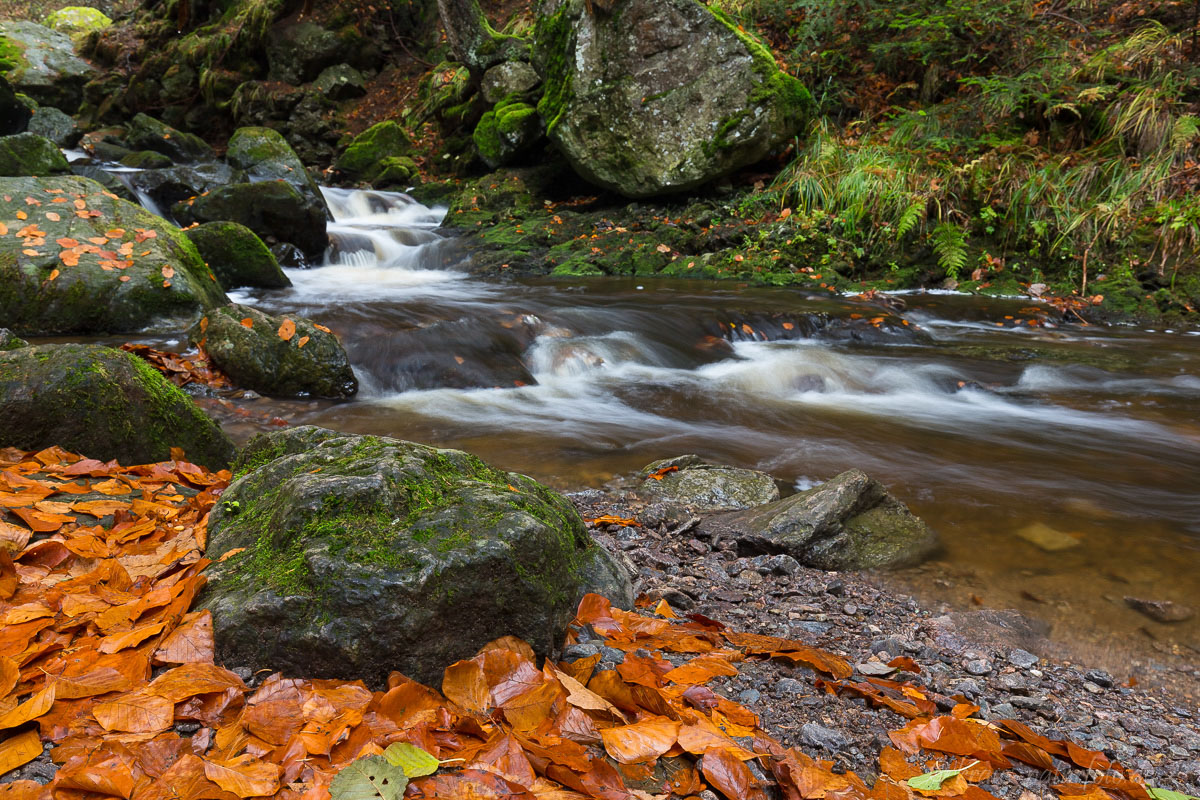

{"left": 930, "top": 222, "right": 968, "bottom": 280}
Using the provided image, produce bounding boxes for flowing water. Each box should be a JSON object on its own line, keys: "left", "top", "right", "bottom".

{"left": 110, "top": 186, "right": 1200, "bottom": 687}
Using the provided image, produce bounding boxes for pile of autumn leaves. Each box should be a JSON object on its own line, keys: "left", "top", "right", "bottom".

{"left": 0, "top": 447, "right": 1179, "bottom": 800}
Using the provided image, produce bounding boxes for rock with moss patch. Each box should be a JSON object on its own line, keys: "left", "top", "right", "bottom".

{"left": 123, "top": 113, "right": 215, "bottom": 164}
{"left": 0, "top": 132, "right": 70, "bottom": 176}
{"left": 0, "top": 343, "right": 234, "bottom": 469}
{"left": 172, "top": 180, "right": 328, "bottom": 260}
{"left": 370, "top": 156, "right": 418, "bottom": 188}
{"left": 533, "top": 0, "right": 811, "bottom": 197}
{"left": 190, "top": 304, "right": 355, "bottom": 398}
{"left": 43, "top": 7, "right": 112, "bottom": 36}
{"left": 1, "top": 76, "right": 32, "bottom": 135}
{"left": 313, "top": 64, "right": 366, "bottom": 100}
{"left": 199, "top": 425, "right": 608, "bottom": 687}
{"left": 119, "top": 150, "right": 174, "bottom": 170}
{"left": 701, "top": 469, "right": 938, "bottom": 570}
{"left": 473, "top": 100, "right": 542, "bottom": 169}
{"left": 185, "top": 222, "right": 291, "bottom": 291}
{"left": 0, "top": 175, "right": 228, "bottom": 334}
{"left": 226, "top": 126, "right": 328, "bottom": 222}
{"left": 25, "top": 105, "right": 79, "bottom": 147}
{"left": 481, "top": 60, "right": 541, "bottom": 104}
{"left": 409, "top": 62, "right": 473, "bottom": 129}
{"left": 639, "top": 455, "right": 779, "bottom": 512}
{"left": 334, "top": 121, "right": 412, "bottom": 181}
{"left": 0, "top": 328, "right": 28, "bottom": 350}
{"left": 0, "top": 21, "right": 95, "bottom": 112}
{"left": 267, "top": 22, "right": 344, "bottom": 85}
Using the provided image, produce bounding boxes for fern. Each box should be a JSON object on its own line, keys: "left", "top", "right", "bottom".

{"left": 931, "top": 222, "right": 968, "bottom": 280}
{"left": 896, "top": 199, "right": 926, "bottom": 239}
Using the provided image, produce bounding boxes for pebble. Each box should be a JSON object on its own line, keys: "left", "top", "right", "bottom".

{"left": 739, "top": 688, "right": 762, "bottom": 704}
{"left": 966, "top": 659, "right": 993, "bottom": 676}
{"left": 776, "top": 678, "right": 805, "bottom": 695}
{"left": 800, "top": 723, "right": 849, "bottom": 752}
{"left": 1008, "top": 648, "right": 1039, "bottom": 669}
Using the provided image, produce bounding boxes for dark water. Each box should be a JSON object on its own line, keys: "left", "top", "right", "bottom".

{"left": 108, "top": 188, "right": 1200, "bottom": 686}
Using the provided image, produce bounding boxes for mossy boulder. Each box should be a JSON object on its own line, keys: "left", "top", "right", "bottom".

{"left": 119, "top": 150, "right": 174, "bottom": 170}
{"left": 199, "top": 426, "right": 608, "bottom": 687}
{"left": 125, "top": 163, "right": 242, "bottom": 216}
{"left": 26, "top": 106, "right": 79, "bottom": 147}
{"left": 0, "top": 21, "right": 95, "bottom": 112}
{"left": 481, "top": 60, "right": 541, "bottom": 104}
{"left": 1, "top": 77, "right": 32, "bottom": 135}
{"left": 0, "top": 343, "right": 235, "bottom": 469}
{"left": 185, "top": 222, "right": 291, "bottom": 291}
{"left": 0, "top": 133, "right": 70, "bottom": 176}
{"left": 532, "top": 0, "right": 811, "bottom": 197}
{"left": 123, "top": 113, "right": 216, "bottom": 164}
{"left": 370, "top": 156, "right": 418, "bottom": 188}
{"left": 333, "top": 121, "right": 412, "bottom": 181}
{"left": 701, "top": 469, "right": 939, "bottom": 570}
{"left": 639, "top": 454, "right": 780, "bottom": 512}
{"left": 172, "top": 180, "right": 328, "bottom": 260}
{"left": 0, "top": 328, "right": 28, "bottom": 350}
{"left": 226, "top": 126, "right": 328, "bottom": 222}
{"left": 189, "top": 304, "right": 355, "bottom": 399}
{"left": 43, "top": 7, "right": 112, "bottom": 36}
{"left": 313, "top": 64, "right": 366, "bottom": 101}
{"left": 0, "top": 175, "right": 228, "bottom": 335}
{"left": 266, "top": 22, "right": 344, "bottom": 85}
{"left": 473, "top": 100, "right": 542, "bottom": 169}
{"left": 409, "top": 61, "right": 473, "bottom": 129}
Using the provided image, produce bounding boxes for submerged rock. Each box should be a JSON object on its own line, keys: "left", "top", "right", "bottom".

{"left": 200, "top": 426, "right": 620, "bottom": 687}
{"left": 0, "top": 132, "right": 70, "bottom": 176}
{"left": 0, "top": 21, "right": 95, "bottom": 112}
{"left": 173, "top": 180, "right": 329, "bottom": 260}
{"left": 190, "top": 304, "right": 356, "bottom": 399}
{"left": 639, "top": 455, "right": 779, "bottom": 512}
{"left": 0, "top": 343, "right": 234, "bottom": 469}
{"left": 0, "top": 175, "right": 227, "bottom": 335}
{"left": 533, "top": 0, "right": 810, "bottom": 197}
{"left": 703, "top": 469, "right": 938, "bottom": 570}
{"left": 1124, "top": 597, "right": 1194, "bottom": 624}
{"left": 185, "top": 221, "right": 291, "bottom": 291}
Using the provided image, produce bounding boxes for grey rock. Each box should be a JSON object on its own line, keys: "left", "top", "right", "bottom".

{"left": 738, "top": 688, "right": 761, "bottom": 704}
{"left": 0, "top": 21, "right": 94, "bottom": 112}
{"left": 703, "top": 469, "right": 938, "bottom": 570}
{"left": 562, "top": 643, "right": 601, "bottom": 661}
{"left": 990, "top": 702, "right": 1016, "bottom": 718}
{"left": 0, "top": 329, "right": 29, "bottom": 350}
{"left": 0, "top": 132, "right": 70, "bottom": 176}
{"left": 1085, "top": 669, "right": 1114, "bottom": 688}
{"left": 124, "top": 113, "right": 215, "bottom": 163}
{"left": 966, "top": 659, "right": 993, "bottom": 676}
{"left": 481, "top": 60, "right": 541, "bottom": 104}
{"left": 126, "top": 163, "right": 242, "bottom": 218}
{"left": 640, "top": 454, "right": 779, "bottom": 512}
{"left": 201, "top": 426, "right": 601, "bottom": 688}
{"left": 800, "top": 722, "right": 848, "bottom": 752}
{"left": 267, "top": 22, "right": 344, "bottom": 84}
{"left": 776, "top": 678, "right": 805, "bottom": 694}
{"left": 1125, "top": 596, "right": 1195, "bottom": 623}
{"left": 1008, "top": 648, "right": 1039, "bottom": 669}
{"left": 576, "top": 539, "right": 636, "bottom": 609}
{"left": 313, "top": 64, "right": 367, "bottom": 100}
{"left": 26, "top": 105, "right": 78, "bottom": 146}
{"left": 173, "top": 180, "right": 329, "bottom": 260}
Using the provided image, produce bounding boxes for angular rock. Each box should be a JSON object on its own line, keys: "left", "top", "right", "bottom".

{"left": 0, "top": 21, "right": 95, "bottom": 112}
{"left": 533, "top": 0, "right": 811, "bottom": 197}
{"left": 125, "top": 162, "right": 242, "bottom": 217}
{"left": 200, "top": 426, "right": 604, "bottom": 687}
{"left": 473, "top": 100, "right": 543, "bottom": 169}
{"left": 26, "top": 105, "right": 79, "bottom": 147}
{"left": 639, "top": 454, "right": 779, "bottom": 512}
{"left": 0, "top": 343, "right": 235, "bottom": 469}
{"left": 173, "top": 180, "right": 328, "bottom": 260}
{"left": 704, "top": 469, "right": 938, "bottom": 570}
{"left": 0, "top": 175, "right": 228, "bottom": 335}
{"left": 0, "top": 328, "right": 28, "bottom": 349}
{"left": 189, "top": 304, "right": 356, "bottom": 399}
{"left": 481, "top": 60, "right": 541, "bottom": 104}
{"left": 313, "top": 64, "right": 366, "bottom": 100}
{"left": 226, "top": 126, "right": 328, "bottom": 221}
{"left": 123, "top": 113, "right": 216, "bottom": 163}
{"left": 0, "top": 132, "right": 70, "bottom": 176}
{"left": 267, "top": 22, "right": 344, "bottom": 84}
{"left": 185, "top": 222, "right": 291, "bottom": 291}
{"left": 334, "top": 121, "right": 412, "bottom": 181}
{"left": 1, "top": 76, "right": 32, "bottom": 135}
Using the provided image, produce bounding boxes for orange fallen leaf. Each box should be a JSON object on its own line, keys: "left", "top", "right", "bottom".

{"left": 277, "top": 318, "right": 296, "bottom": 341}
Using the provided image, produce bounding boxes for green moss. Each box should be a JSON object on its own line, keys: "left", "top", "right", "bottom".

{"left": 533, "top": 6, "right": 574, "bottom": 135}
{"left": 0, "top": 36, "right": 25, "bottom": 75}
{"left": 335, "top": 121, "right": 412, "bottom": 179}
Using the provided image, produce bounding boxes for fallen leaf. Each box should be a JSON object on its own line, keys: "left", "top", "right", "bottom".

{"left": 278, "top": 319, "right": 296, "bottom": 341}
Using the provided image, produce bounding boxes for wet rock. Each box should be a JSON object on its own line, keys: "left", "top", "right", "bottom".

{"left": 189, "top": 304, "right": 356, "bottom": 399}
{"left": 0, "top": 21, "right": 95, "bottom": 112}
{"left": 185, "top": 221, "right": 291, "bottom": 291}
{"left": 800, "top": 722, "right": 848, "bottom": 752}
{"left": 639, "top": 455, "right": 779, "bottom": 512}
{"left": 0, "top": 175, "right": 227, "bottom": 335}
{"left": 0, "top": 343, "right": 234, "bottom": 469}
{"left": 704, "top": 469, "right": 938, "bottom": 570}
{"left": 0, "top": 132, "right": 70, "bottom": 176}
{"left": 1124, "top": 597, "right": 1195, "bottom": 623}
{"left": 334, "top": 121, "right": 413, "bottom": 182}
{"left": 1, "top": 76, "right": 32, "bottom": 135}
{"left": 1008, "top": 648, "right": 1039, "bottom": 669}
{"left": 173, "top": 180, "right": 329, "bottom": 260}
{"left": 576, "top": 541, "right": 636, "bottom": 610}
{"left": 225, "top": 126, "right": 328, "bottom": 221}
{"left": 127, "top": 163, "right": 242, "bottom": 215}
{"left": 532, "top": 0, "right": 810, "bottom": 197}
{"left": 313, "top": 64, "right": 366, "bottom": 100}
{"left": 481, "top": 60, "right": 541, "bottom": 104}
{"left": 201, "top": 426, "right": 601, "bottom": 687}
{"left": 1016, "top": 521, "right": 1082, "bottom": 552}
{"left": 25, "top": 106, "right": 79, "bottom": 147}
{"left": 119, "top": 150, "right": 174, "bottom": 170}
{"left": 123, "top": 113, "right": 215, "bottom": 163}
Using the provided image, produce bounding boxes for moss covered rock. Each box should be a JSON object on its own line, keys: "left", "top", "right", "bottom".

{"left": 26, "top": 106, "right": 78, "bottom": 147}
{"left": 481, "top": 60, "right": 540, "bottom": 104}
{"left": 173, "top": 180, "right": 328, "bottom": 260}
{"left": 0, "top": 328, "right": 28, "bottom": 350}
{"left": 702, "top": 469, "right": 938, "bottom": 570}
{"left": 226, "top": 126, "right": 328, "bottom": 221}
{"left": 267, "top": 22, "right": 345, "bottom": 85}
{"left": 473, "top": 100, "right": 542, "bottom": 169}
{"left": 0, "top": 21, "right": 95, "bottom": 112}
{"left": 185, "top": 222, "right": 291, "bottom": 291}
{"left": 0, "top": 132, "right": 70, "bottom": 176}
{"left": 119, "top": 150, "right": 174, "bottom": 170}
{"left": 532, "top": 0, "right": 811, "bottom": 197}
{"left": 0, "top": 175, "right": 228, "bottom": 335}
{"left": 0, "top": 343, "right": 235, "bottom": 469}
{"left": 199, "top": 425, "right": 605, "bottom": 687}
{"left": 639, "top": 454, "right": 780, "bottom": 512}
{"left": 123, "top": 113, "right": 216, "bottom": 164}
{"left": 370, "top": 156, "right": 418, "bottom": 188}
{"left": 43, "top": 7, "right": 112, "bottom": 36}
{"left": 333, "top": 121, "right": 412, "bottom": 181}
{"left": 190, "top": 304, "right": 355, "bottom": 399}
{"left": 313, "top": 64, "right": 366, "bottom": 101}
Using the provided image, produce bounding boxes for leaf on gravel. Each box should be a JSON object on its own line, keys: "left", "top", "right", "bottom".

{"left": 0, "top": 729, "right": 43, "bottom": 775}
{"left": 600, "top": 716, "right": 680, "bottom": 764}
{"left": 203, "top": 755, "right": 283, "bottom": 798}
{"left": 330, "top": 755, "right": 408, "bottom": 800}
{"left": 381, "top": 743, "right": 440, "bottom": 778}
{"left": 0, "top": 684, "right": 56, "bottom": 730}
{"left": 907, "top": 762, "right": 976, "bottom": 791}
{"left": 92, "top": 690, "right": 174, "bottom": 733}
{"left": 701, "top": 746, "right": 767, "bottom": 800}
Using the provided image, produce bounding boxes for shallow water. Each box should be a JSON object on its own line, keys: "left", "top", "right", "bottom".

{"left": 117, "top": 187, "right": 1200, "bottom": 686}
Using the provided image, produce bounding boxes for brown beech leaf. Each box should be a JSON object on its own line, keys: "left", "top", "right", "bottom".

{"left": 154, "top": 610, "right": 215, "bottom": 664}
{"left": 0, "top": 683, "right": 56, "bottom": 730}
{"left": 277, "top": 319, "right": 296, "bottom": 341}
{"left": 202, "top": 755, "right": 283, "bottom": 798}
{"left": 53, "top": 668, "right": 134, "bottom": 700}
{"left": 702, "top": 747, "right": 768, "bottom": 800}
{"left": 0, "top": 729, "right": 42, "bottom": 775}
{"left": 600, "top": 716, "right": 680, "bottom": 764}
{"left": 442, "top": 659, "right": 489, "bottom": 713}
{"left": 92, "top": 690, "right": 174, "bottom": 733}
{"left": 147, "top": 662, "right": 246, "bottom": 702}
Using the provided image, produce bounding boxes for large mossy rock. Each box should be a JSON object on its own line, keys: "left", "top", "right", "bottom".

{"left": 333, "top": 121, "right": 412, "bottom": 181}
{"left": 639, "top": 455, "right": 779, "bottom": 512}
{"left": 702, "top": 469, "right": 938, "bottom": 570}
{"left": 533, "top": 0, "right": 811, "bottom": 198}
{"left": 0, "top": 133, "right": 71, "bottom": 176}
{"left": 27, "top": 106, "right": 80, "bottom": 147}
{"left": 185, "top": 222, "right": 291, "bottom": 290}
{"left": 226, "top": 126, "right": 328, "bottom": 221}
{"left": 123, "top": 113, "right": 216, "bottom": 164}
{"left": 173, "top": 181, "right": 329, "bottom": 260}
{"left": 473, "top": 100, "right": 542, "bottom": 169}
{"left": 190, "top": 304, "right": 356, "bottom": 399}
{"left": 0, "top": 21, "right": 95, "bottom": 112}
{"left": 43, "top": 7, "right": 112, "bottom": 36}
{"left": 0, "top": 175, "right": 228, "bottom": 335}
{"left": 0, "top": 343, "right": 235, "bottom": 469}
{"left": 266, "top": 22, "right": 345, "bottom": 84}
{"left": 200, "top": 426, "right": 605, "bottom": 687}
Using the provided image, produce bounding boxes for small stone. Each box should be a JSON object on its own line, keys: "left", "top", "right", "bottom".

{"left": 738, "top": 688, "right": 761, "bottom": 704}
{"left": 990, "top": 702, "right": 1016, "bottom": 718}
{"left": 776, "top": 678, "right": 805, "bottom": 695}
{"left": 563, "top": 643, "right": 601, "bottom": 661}
{"left": 1008, "top": 648, "right": 1039, "bottom": 669}
{"left": 232, "top": 666, "right": 253, "bottom": 682}
{"left": 1124, "top": 596, "right": 1195, "bottom": 623}
{"left": 1015, "top": 522, "right": 1082, "bottom": 551}
{"left": 856, "top": 662, "right": 896, "bottom": 677}
{"left": 842, "top": 603, "right": 858, "bottom": 615}
{"left": 800, "top": 723, "right": 848, "bottom": 752}
{"left": 1083, "top": 669, "right": 1113, "bottom": 688}
{"left": 174, "top": 721, "right": 201, "bottom": 734}
{"left": 952, "top": 679, "right": 981, "bottom": 697}
{"left": 966, "top": 659, "right": 993, "bottom": 676}
{"left": 825, "top": 580, "right": 845, "bottom": 596}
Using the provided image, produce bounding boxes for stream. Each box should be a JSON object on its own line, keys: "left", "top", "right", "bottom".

{"left": 97, "top": 186, "right": 1200, "bottom": 685}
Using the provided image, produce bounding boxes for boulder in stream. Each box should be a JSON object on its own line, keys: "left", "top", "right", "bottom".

{"left": 123, "top": 113, "right": 216, "bottom": 164}
{"left": 0, "top": 343, "right": 235, "bottom": 469}
{"left": 190, "top": 304, "right": 356, "bottom": 399}
{"left": 0, "top": 21, "right": 95, "bottom": 112}
{"left": 0, "top": 132, "right": 71, "bottom": 176}
{"left": 702, "top": 469, "right": 938, "bottom": 570}
{"left": 200, "top": 426, "right": 628, "bottom": 687}
{"left": 26, "top": 106, "right": 80, "bottom": 147}
{"left": 0, "top": 175, "right": 228, "bottom": 335}
{"left": 226, "top": 126, "right": 328, "bottom": 221}
{"left": 533, "top": 0, "right": 811, "bottom": 197}
{"left": 333, "top": 121, "right": 413, "bottom": 182}
{"left": 185, "top": 221, "right": 291, "bottom": 290}
{"left": 173, "top": 180, "right": 329, "bottom": 261}
{"left": 639, "top": 455, "right": 779, "bottom": 512}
